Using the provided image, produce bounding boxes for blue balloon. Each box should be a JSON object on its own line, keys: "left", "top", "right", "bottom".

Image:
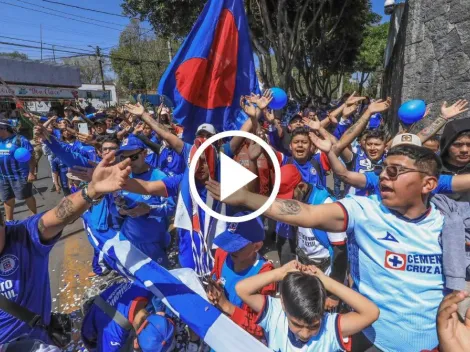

{"left": 398, "top": 100, "right": 426, "bottom": 124}
{"left": 268, "top": 87, "right": 288, "bottom": 110}
{"left": 14, "top": 148, "right": 31, "bottom": 163}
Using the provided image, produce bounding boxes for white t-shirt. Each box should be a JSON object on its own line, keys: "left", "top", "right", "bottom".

{"left": 258, "top": 296, "right": 350, "bottom": 352}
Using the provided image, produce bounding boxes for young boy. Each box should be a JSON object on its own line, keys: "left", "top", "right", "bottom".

{"left": 235, "top": 260, "right": 379, "bottom": 351}
{"left": 206, "top": 213, "right": 276, "bottom": 341}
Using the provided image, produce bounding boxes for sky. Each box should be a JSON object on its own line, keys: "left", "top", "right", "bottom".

{"left": 0, "top": 0, "right": 387, "bottom": 63}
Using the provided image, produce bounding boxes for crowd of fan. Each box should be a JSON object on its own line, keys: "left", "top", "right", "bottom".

{"left": 0, "top": 90, "right": 469, "bottom": 352}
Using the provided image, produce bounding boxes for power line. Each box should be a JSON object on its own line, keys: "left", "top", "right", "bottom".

{"left": 14, "top": 0, "right": 128, "bottom": 27}
{"left": 0, "top": 1, "right": 124, "bottom": 31}
{"left": 0, "top": 41, "right": 162, "bottom": 64}
{"left": 41, "top": 0, "right": 128, "bottom": 18}
{"left": 0, "top": 35, "right": 96, "bottom": 54}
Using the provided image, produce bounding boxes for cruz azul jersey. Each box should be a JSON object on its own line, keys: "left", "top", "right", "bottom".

{"left": 0, "top": 214, "right": 58, "bottom": 344}
{"left": 258, "top": 296, "right": 349, "bottom": 352}
{"left": 338, "top": 195, "right": 444, "bottom": 352}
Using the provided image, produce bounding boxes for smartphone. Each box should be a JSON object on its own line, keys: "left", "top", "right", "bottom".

{"left": 78, "top": 123, "right": 88, "bottom": 135}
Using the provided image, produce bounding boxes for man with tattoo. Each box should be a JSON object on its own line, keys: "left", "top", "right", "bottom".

{"left": 0, "top": 152, "right": 131, "bottom": 345}
{"left": 206, "top": 145, "right": 447, "bottom": 352}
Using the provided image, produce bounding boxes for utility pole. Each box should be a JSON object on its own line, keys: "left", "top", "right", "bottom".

{"left": 40, "top": 24, "right": 43, "bottom": 61}
{"left": 95, "top": 46, "right": 108, "bottom": 107}
{"left": 167, "top": 40, "right": 173, "bottom": 62}
{"left": 52, "top": 45, "right": 56, "bottom": 62}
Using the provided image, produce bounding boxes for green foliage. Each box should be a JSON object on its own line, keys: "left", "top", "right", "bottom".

{"left": 355, "top": 22, "right": 389, "bottom": 73}
{"left": 0, "top": 51, "right": 28, "bottom": 60}
{"left": 109, "top": 19, "right": 180, "bottom": 94}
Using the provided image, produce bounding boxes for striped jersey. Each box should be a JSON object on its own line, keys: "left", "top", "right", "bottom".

{"left": 0, "top": 134, "right": 33, "bottom": 180}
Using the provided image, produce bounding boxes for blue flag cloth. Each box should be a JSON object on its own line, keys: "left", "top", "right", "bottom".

{"left": 158, "top": 0, "right": 259, "bottom": 142}
{"left": 82, "top": 211, "right": 270, "bottom": 352}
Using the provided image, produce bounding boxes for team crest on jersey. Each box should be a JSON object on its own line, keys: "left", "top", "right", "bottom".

{"left": 142, "top": 195, "right": 151, "bottom": 200}
{"left": 310, "top": 167, "right": 317, "bottom": 175}
{"left": 167, "top": 155, "right": 173, "bottom": 163}
{"left": 384, "top": 251, "right": 406, "bottom": 271}
{"left": 5, "top": 143, "right": 12, "bottom": 149}
{"left": 0, "top": 255, "right": 19, "bottom": 276}
{"left": 228, "top": 222, "right": 238, "bottom": 233}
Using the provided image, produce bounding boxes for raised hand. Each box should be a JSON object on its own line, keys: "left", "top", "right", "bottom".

{"left": 250, "top": 89, "right": 274, "bottom": 110}
{"left": 367, "top": 97, "right": 392, "bottom": 114}
{"left": 343, "top": 104, "right": 358, "bottom": 118}
{"left": 309, "top": 131, "right": 332, "bottom": 153}
{"left": 303, "top": 117, "right": 320, "bottom": 131}
{"left": 69, "top": 166, "right": 94, "bottom": 182}
{"left": 124, "top": 102, "right": 145, "bottom": 116}
{"left": 133, "top": 122, "right": 145, "bottom": 135}
{"left": 264, "top": 108, "right": 275, "bottom": 123}
{"left": 345, "top": 91, "right": 366, "bottom": 107}
{"left": 240, "top": 96, "right": 259, "bottom": 119}
{"left": 77, "top": 133, "right": 94, "bottom": 145}
{"left": 33, "top": 125, "right": 51, "bottom": 142}
{"left": 437, "top": 291, "right": 470, "bottom": 352}
{"left": 280, "top": 260, "right": 303, "bottom": 279}
{"left": 441, "top": 99, "right": 469, "bottom": 120}
{"left": 91, "top": 151, "right": 131, "bottom": 194}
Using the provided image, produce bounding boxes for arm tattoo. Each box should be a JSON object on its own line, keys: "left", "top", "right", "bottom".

{"left": 55, "top": 197, "right": 76, "bottom": 221}
{"left": 416, "top": 116, "right": 446, "bottom": 141}
{"left": 38, "top": 217, "right": 46, "bottom": 235}
{"left": 274, "top": 199, "right": 302, "bottom": 215}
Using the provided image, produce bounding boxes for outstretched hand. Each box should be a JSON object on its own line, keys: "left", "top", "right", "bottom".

{"left": 441, "top": 100, "right": 469, "bottom": 120}
{"left": 240, "top": 96, "right": 260, "bottom": 119}
{"left": 345, "top": 91, "right": 366, "bottom": 107}
{"left": 309, "top": 131, "right": 332, "bottom": 153}
{"left": 303, "top": 117, "right": 320, "bottom": 131}
{"left": 124, "top": 102, "right": 145, "bottom": 116}
{"left": 91, "top": 151, "right": 131, "bottom": 194}
{"left": 206, "top": 179, "right": 247, "bottom": 206}
{"left": 437, "top": 291, "right": 470, "bottom": 352}
{"left": 250, "top": 89, "right": 274, "bottom": 110}
{"left": 367, "top": 98, "right": 392, "bottom": 114}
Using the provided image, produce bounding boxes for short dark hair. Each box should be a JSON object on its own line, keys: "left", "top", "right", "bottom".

{"left": 365, "top": 129, "right": 386, "bottom": 142}
{"left": 291, "top": 126, "right": 310, "bottom": 139}
{"left": 280, "top": 272, "right": 326, "bottom": 323}
{"left": 387, "top": 144, "right": 442, "bottom": 177}
{"left": 98, "top": 135, "right": 119, "bottom": 147}
{"left": 455, "top": 130, "right": 470, "bottom": 140}
{"left": 426, "top": 135, "right": 440, "bottom": 144}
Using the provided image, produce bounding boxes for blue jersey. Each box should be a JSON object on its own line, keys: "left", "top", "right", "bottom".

{"left": 258, "top": 297, "right": 348, "bottom": 352}
{"left": 217, "top": 254, "right": 265, "bottom": 308}
{"left": 364, "top": 172, "right": 454, "bottom": 197}
{"left": 113, "top": 168, "right": 175, "bottom": 245}
{"left": 0, "top": 214, "right": 59, "bottom": 344}
{"left": 277, "top": 152, "right": 326, "bottom": 187}
{"left": 346, "top": 147, "right": 384, "bottom": 196}
{"left": 158, "top": 146, "right": 185, "bottom": 176}
{"left": 338, "top": 195, "right": 445, "bottom": 351}
{"left": 0, "top": 135, "right": 33, "bottom": 180}
{"left": 333, "top": 117, "right": 352, "bottom": 140}
{"left": 81, "top": 282, "right": 152, "bottom": 352}
{"left": 51, "top": 157, "right": 69, "bottom": 191}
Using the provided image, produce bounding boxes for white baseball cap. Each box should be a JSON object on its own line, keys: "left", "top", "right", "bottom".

{"left": 391, "top": 133, "right": 422, "bottom": 148}
{"left": 196, "top": 123, "right": 216, "bottom": 136}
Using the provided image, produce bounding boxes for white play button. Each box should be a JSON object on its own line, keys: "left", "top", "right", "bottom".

{"left": 219, "top": 153, "right": 258, "bottom": 201}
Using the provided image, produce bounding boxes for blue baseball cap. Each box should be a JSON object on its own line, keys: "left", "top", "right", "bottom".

{"left": 118, "top": 135, "right": 146, "bottom": 154}
{"left": 213, "top": 212, "right": 265, "bottom": 253}
{"left": 138, "top": 314, "right": 175, "bottom": 352}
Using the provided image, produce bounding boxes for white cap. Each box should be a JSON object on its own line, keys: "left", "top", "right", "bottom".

{"left": 391, "top": 133, "right": 422, "bottom": 148}
{"left": 196, "top": 123, "right": 216, "bottom": 136}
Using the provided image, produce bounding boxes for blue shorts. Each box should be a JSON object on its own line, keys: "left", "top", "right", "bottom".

{"left": 0, "top": 177, "right": 33, "bottom": 202}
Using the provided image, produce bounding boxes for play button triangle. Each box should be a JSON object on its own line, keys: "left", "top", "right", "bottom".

{"left": 220, "top": 153, "right": 258, "bottom": 201}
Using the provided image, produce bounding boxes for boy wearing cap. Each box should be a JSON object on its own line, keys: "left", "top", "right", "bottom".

{"left": 206, "top": 213, "right": 276, "bottom": 342}
{"left": 82, "top": 281, "right": 175, "bottom": 352}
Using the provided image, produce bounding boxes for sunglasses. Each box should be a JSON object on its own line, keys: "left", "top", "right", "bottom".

{"left": 122, "top": 150, "right": 143, "bottom": 161}
{"left": 374, "top": 165, "right": 430, "bottom": 180}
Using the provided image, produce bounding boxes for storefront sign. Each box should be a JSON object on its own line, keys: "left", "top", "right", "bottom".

{"left": 0, "top": 85, "right": 111, "bottom": 101}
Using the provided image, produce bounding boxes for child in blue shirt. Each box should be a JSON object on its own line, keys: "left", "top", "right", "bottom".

{"left": 236, "top": 261, "right": 379, "bottom": 352}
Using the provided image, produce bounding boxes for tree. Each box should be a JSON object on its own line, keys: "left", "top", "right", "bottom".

{"left": 0, "top": 51, "right": 28, "bottom": 60}
{"left": 354, "top": 22, "right": 389, "bottom": 95}
{"left": 62, "top": 56, "right": 112, "bottom": 84}
{"left": 122, "top": 0, "right": 375, "bottom": 101}
{"left": 110, "top": 19, "right": 179, "bottom": 94}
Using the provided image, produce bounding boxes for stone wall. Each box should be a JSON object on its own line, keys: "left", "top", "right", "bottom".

{"left": 383, "top": 0, "right": 470, "bottom": 128}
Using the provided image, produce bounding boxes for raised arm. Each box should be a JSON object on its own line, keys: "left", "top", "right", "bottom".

{"left": 415, "top": 100, "right": 468, "bottom": 143}
{"left": 206, "top": 180, "right": 346, "bottom": 232}
{"left": 141, "top": 112, "right": 185, "bottom": 154}
{"left": 452, "top": 173, "right": 470, "bottom": 193}
{"left": 123, "top": 178, "right": 169, "bottom": 197}
{"left": 38, "top": 153, "right": 131, "bottom": 241}
{"left": 333, "top": 98, "right": 391, "bottom": 156}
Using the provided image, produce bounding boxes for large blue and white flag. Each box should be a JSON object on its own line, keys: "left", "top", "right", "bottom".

{"left": 83, "top": 213, "right": 269, "bottom": 352}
